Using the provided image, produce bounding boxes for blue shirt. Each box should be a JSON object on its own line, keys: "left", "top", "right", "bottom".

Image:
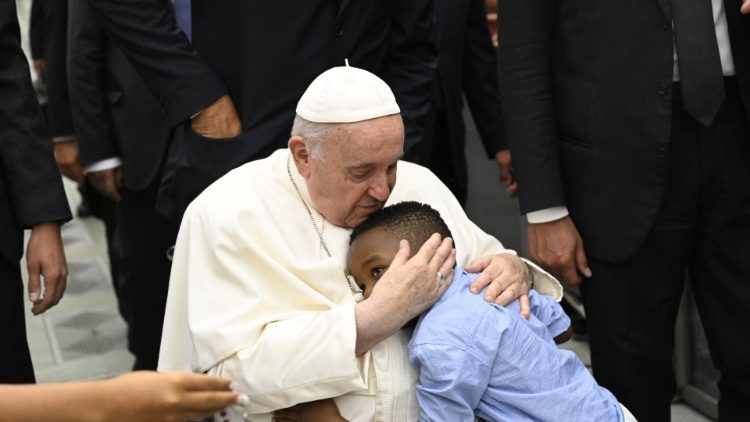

{"left": 408, "top": 267, "right": 624, "bottom": 422}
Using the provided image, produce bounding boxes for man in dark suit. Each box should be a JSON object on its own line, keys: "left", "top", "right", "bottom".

{"left": 0, "top": 0, "right": 72, "bottom": 384}
{"left": 420, "top": 0, "right": 515, "bottom": 206}
{"left": 85, "top": 0, "right": 437, "bottom": 223}
{"left": 67, "top": 0, "right": 176, "bottom": 370}
{"left": 499, "top": 0, "right": 750, "bottom": 420}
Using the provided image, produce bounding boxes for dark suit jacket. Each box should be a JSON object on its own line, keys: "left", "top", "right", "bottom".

{"left": 67, "top": 0, "right": 170, "bottom": 191}
{"left": 30, "top": 0, "right": 74, "bottom": 139}
{"left": 86, "top": 0, "right": 437, "bottom": 221}
{"left": 498, "top": 0, "right": 750, "bottom": 262}
{"left": 0, "top": 0, "right": 71, "bottom": 263}
{"left": 86, "top": 0, "right": 435, "bottom": 157}
{"left": 425, "top": 0, "right": 506, "bottom": 189}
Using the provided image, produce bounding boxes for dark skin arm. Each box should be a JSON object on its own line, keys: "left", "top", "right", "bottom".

{"left": 272, "top": 399, "right": 348, "bottom": 422}
{"left": 553, "top": 325, "right": 573, "bottom": 344}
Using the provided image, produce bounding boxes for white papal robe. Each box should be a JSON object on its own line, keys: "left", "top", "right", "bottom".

{"left": 158, "top": 149, "right": 562, "bottom": 421}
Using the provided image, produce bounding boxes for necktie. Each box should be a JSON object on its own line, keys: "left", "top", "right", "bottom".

{"left": 671, "top": 0, "right": 725, "bottom": 127}
{"left": 173, "top": 0, "right": 192, "bottom": 41}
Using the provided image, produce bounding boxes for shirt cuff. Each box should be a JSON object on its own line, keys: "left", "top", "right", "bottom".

{"left": 52, "top": 135, "right": 76, "bottom": 144}
{"left": 526, "top": 206, "right": 569, "bottom": 224}
{"left": 85, "top": 157, "right": 122, "bottom": 174}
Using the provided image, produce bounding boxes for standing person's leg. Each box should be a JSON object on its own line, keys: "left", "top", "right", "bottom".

{"left": 689, "top": 78, "right": 750, "bottom": 422}
{"left": 428, "top": 110, "right": 468, "bottom": 206}
{"left": 581, "top": 100, "right": 702, "bottom": 422}
{"left": 582, "top": 234, "right": 691, "bottom": 422}
{"left": 115, "top": 176, "right": 178, "bottom": 370}
{"left": 0, "top": 256, "right": 35, "bottom": 383}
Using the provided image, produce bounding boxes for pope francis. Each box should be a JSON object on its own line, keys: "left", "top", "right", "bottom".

{"left": 157, "top": 66, "right": 562, "bottom": 421}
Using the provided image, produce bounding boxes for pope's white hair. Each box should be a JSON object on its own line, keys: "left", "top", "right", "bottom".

{"left": 291, "top": 114, "right": 336, "bottom": 161}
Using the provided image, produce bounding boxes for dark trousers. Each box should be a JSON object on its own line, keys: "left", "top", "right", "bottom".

{"left": 424, "top": 109, "right": 468, "bottom": 206}
{"left": 114, "top": 175, "right": 178, "bottom": 370}
{"left": 0, "top": 255, "right": 35, "bottom": 383}
{"left": 580, "top": 78, "right": 750, "bottom": 422}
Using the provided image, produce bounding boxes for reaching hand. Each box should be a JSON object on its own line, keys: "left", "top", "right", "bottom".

{"left": 26, "top": 222, "right": 67, "bottom": 315}
{"left": 191, "top": 94, "right": 242, "bottom": 139}
{"left": 528, "top": 216, "right": 591, "bottom": 287}
{"left": 88, "top": 167, "right": 122, "bottom": 202}
{"left": 495, "top": 149, "right": 517, "bottom": 198}
{"left": 464, "top": 253, "right": 531, "bottom": 318}
{"left": 742, "top": 0, "right": 750, "bottom": 14}
{"left": 54, "top": 141, "right": 85, "bottom": 183}
{"left": 100, "top": 371, "right": 245, "bottom": 422}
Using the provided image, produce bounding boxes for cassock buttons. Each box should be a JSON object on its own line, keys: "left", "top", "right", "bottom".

{"left": 657, "top": 146, "right": 668, "bottom": 159}
{"left": 657, "top": 83, "right": 668, "bottom": 96}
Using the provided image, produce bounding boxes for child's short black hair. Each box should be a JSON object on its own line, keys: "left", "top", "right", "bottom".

{"left": 349, "top": 201, "right": 453, "bottom": 248}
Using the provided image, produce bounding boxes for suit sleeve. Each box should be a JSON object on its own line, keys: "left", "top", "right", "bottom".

{"left": 67, "top": 0, "right": 118, "bottom": 166}
{"left": 497, "top": 0, "right": 565, "bottom": 213}
{"left": 29, "top": 0, "right": 44, "bottom": 60}
{"left": 462, "top": 0, "right": 506, "bottom": 157}
{"left": 85, "top": 0, "right": 226, "bottom": 127}
{"left": 384, "top": 0, "right": 438, "bottom": 159}
{"left": 0, "top": 1, "right": 71, "bottom": 227}
{"left": 43, "top": 0, "right": 74, "bottom": 139}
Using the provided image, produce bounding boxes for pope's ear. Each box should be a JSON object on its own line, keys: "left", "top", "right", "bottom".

{"left": 288, "top": 136, "right": 312, "bottom": 178}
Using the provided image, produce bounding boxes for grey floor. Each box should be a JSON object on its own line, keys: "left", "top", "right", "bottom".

{"left": 20, "top": 114, "right": 712, "bottom": 421}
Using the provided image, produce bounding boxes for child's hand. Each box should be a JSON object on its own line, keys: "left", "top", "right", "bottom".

{"left": 272, "top": 398, "right": 348, "bottom": 421}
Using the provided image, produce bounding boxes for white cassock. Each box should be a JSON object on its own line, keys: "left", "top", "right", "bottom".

{"left": 158, "top": 149, "right": 562, "bottom": 421}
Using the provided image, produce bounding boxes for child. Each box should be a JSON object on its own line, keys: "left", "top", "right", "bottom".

{"left": 346, "top": 201, "right": 636, "bottom": 422}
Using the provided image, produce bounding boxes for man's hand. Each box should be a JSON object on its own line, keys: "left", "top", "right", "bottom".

{"left": 464, "top": 253, "right": 531, "bottom": 318}
{"left": 26, "top": 222, "right": 67, "bottom": 315}
{"left": 88, "top": 167, "right": 122, "bottom": 202}
{"left": 528, "top": 216, "right": 591, "bottom": 287}
{"left": 356, "top": 234, "right": 455, "bottom": 354}
{"left": 102, "top": 371, "right": 245, "bottom": 422}
{"left": 742, "top": 0, "right": 750, "bottom": 14}
{"left": 486, "top": 13, "right": 498, "bottom": 48}
{"left": 191, "top": 94, "right": 242, "bottom": 139}
{"left": 32, "top": 59, "right": 45, "bottom": 78}
{"left": 54, "top": 142, "right": 85, "bottom": 183}
{"left": 495, "top": 149, "right": 517, "bottom": 197}
{"left": 486, "top": 0, "right": 498, "bottom": 48}
{"left": 272, "top": 399, "right": 347, "bottom": 422}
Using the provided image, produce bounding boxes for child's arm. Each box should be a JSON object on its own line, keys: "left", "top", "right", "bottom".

{"left": 272, "top": 398, "right": 348, "bottom": 422}
{"left": 553, "top": 325, "right": 573, "bottom": 344}
{"left": 411, "top": 344, "right": 490, "bottom": 421}
{"left": 528, "top": 291, "right": 572, "bottom": 342}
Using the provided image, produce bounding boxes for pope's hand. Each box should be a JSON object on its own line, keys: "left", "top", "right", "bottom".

{"left": 464, "top": 253, "right": 532, "bottom": 318}
{"left": 191, "top": 94, "right": 242, "bottom": 139}
{"left": 371, "top": 234, "right": 455, "bottom": 323}
{"left": 355, "top": 234, "right": 455, "bottom": 354}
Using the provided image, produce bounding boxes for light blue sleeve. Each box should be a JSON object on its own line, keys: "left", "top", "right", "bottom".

{"left": 529, "top": 291, "right": 571, "bottom": 338}
{"left": 410, "top": 343, "right": 491, "bottom": 422}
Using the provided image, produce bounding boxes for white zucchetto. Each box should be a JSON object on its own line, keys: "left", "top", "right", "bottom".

{"left": 295, "top": 65, "right": 401, "bottom": 123}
